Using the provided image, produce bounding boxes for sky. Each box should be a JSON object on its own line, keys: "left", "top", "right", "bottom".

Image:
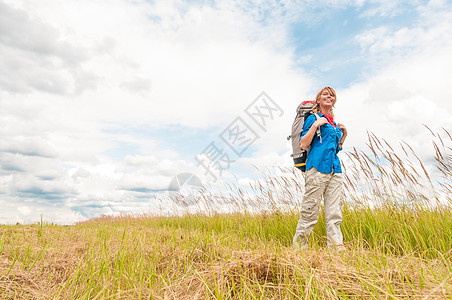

{"left": 0, "top": 0, "right": 451, "bottom": 224}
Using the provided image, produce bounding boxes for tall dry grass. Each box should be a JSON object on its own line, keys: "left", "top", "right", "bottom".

{"left": 0, "top": 130, "right": 451, "bottom": 299}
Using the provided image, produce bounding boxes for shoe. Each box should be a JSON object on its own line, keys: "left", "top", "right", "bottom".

{"left": 327, "top": 244, "right": 345, "bottom": 252}
{"left": 293, "top": 240, "right": 308, "bottom": 250}
{"left": 336, "top": 245, "right": 346, "bottom": 252}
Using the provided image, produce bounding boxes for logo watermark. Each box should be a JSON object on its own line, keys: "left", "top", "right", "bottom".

{"left": 168, "top": 172, "right": 204, "bottom": 207}
{"left": 195, "top": 91, "right": 283, "bottom": 182}
{"left": 169, "top": 91, "right": 284, "bottom": 205}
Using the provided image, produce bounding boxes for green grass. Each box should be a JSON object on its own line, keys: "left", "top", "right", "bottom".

{"left": 150, "top": 204, "right": 452, "bottom": 258}
{"left": 1, "top": 204, "right": 451, "bottom": 299}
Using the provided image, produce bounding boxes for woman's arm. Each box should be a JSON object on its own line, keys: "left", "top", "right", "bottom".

{"left": 299, "top": 117, "right": 328, "bottom": 150}
{"left": 337, "top": 123, "right": 347, "bottom": 148}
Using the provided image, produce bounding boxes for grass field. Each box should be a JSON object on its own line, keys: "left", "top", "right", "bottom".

{"left": 0, "top": 132, "right": 451, "bottom": 299}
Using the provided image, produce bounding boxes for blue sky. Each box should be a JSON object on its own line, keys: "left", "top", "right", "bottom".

{"left": 0, "top": 0, "right": 451, "bottom": 224}
{"left": 290, "top": 1, "right": 423, "bottom": 87}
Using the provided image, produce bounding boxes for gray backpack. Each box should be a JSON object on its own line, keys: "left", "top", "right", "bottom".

{"left": 287, "top": 100, "right": 321, "bottom": 171}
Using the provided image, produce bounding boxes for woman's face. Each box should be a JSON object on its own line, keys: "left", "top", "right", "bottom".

{"left": 317, "top": 89, "right": 336, "bottom": 111}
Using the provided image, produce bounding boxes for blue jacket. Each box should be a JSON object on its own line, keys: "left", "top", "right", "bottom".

{"left": 301, "top": 113, "right": 343, "bottom": 173}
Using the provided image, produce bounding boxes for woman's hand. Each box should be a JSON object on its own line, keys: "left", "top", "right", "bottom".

{"left": 337, "top": 123, "right": 347, "bottom": 137}
{"left": 299, "top": 117, "right": 328, "bottom": 150}
{"left": 314, "top": 117, "right": 328, "bottom": 128}
{"left": 337, "top": 123, "right": 347, "bottom": 148}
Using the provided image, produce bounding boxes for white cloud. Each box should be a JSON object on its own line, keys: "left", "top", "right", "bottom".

{"left": 336, "top": 2, "right": 452, "bottom": 166}
{"left": 8, "top": 174, "right": 74, "bottom": 198}
{"left": 0, "top": 0, "right": 93, "bottom": 95}
{"left": 124, "top": 155, "right": 158, "bottom": 167}
{"left": 358, "top": 0, "right": 407, "bottom": 18}
{"left": 354, "top": 0, "right": 452, "bottom": 71}
{"left": 0, "top": 202, "right": 85, "bottom": 225}
{"left": 0, "top": 136, "right": 58, "bottom": 158}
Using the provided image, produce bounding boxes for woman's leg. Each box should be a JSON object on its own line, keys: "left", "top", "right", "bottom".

{"left": 293, "top": 168, "right": 325, "bottom": 249}
{"left": 323, "top": 173, "right": 344, "bottom": 247}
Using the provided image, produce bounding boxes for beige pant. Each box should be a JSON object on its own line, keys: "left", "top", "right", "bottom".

{"left": 293, "top": 167, "right": 344, "bottom": 249}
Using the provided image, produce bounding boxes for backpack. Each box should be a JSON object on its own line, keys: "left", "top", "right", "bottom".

{"left": 287, "top": 100, "right": 321, "bottom": 172}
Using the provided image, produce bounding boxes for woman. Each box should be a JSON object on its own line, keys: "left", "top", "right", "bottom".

{"left": 293, "top": 86, "right": 347, "bottom": 250}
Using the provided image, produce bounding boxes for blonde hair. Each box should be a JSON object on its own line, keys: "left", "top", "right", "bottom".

{"left": 312, "top": 86, "right": 336, "bottom": 117}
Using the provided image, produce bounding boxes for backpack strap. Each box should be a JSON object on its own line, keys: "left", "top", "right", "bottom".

{"left": 313, "top": 113, "right": 322, "bottom": 143}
